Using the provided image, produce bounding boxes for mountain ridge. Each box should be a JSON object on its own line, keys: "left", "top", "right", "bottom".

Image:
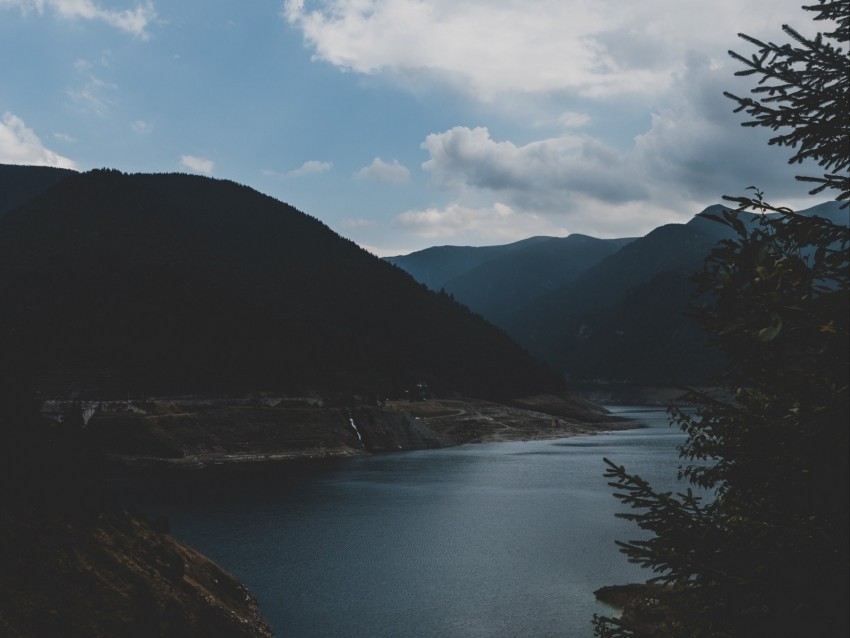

{"left": 0, "top": 163, "right": 77, "bottom": 219}
{"left": 0, "top": 166, "right": 565, "bottom": 402}
{"left": 388, "top": 200, "right": 847, "bottom": 386}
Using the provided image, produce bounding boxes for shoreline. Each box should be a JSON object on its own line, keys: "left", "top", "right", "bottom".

{"left": 104, "top": 397, "right": 642, "bottom": 472}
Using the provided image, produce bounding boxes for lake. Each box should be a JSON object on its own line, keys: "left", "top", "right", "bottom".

{"left": 115, "top": 406, "right": 688, "bottom": 637}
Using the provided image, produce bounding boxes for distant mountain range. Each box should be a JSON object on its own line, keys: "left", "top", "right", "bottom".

{"left": 0, "top": 164, "right": 565, "bottom": 401}
{"left": 388, "top": 234, "right": 636, "bottom": 329}
{"left": 388, "top": 201, "right": 847, "bottom": 386}
{"left": 4, "top": 162, "right": 844, "bottom": 396}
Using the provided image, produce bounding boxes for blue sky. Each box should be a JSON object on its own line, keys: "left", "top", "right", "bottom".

{"left": 0, "top": 0, "right": 834, "bottom": 255}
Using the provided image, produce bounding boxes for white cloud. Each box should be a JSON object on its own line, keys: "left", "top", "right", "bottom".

{"left": 67, "top": 75, "right": 116, "bottom": 116}
{"left": 558, "top": 111, "right": 591, "bottom": 128}
{"left": 284, "top": 0, "right": 831, "bottom": 247}
{"left": 632, "top": 51, "right": 821, "bottom": 204}
{"left": 393, "top": 202, "right": 568, "bottom": 242}
{"left": 283, "top": 0, "right": 807, "bottom": 101}
{"left": 0, "top": 112, "right": 77, "bottom": 168}
{"left": 355, "top": 157, "right": 410, "bottom": 183}
{"left": 287, "top": 159, "right": 333, "bottom": 177}
{"left": 342, "top": 217, "right": 375, "bottom": 228}
{"left": 53, "top": 132, "right": 77, "bottom": 143}
{"left": 73, "top": 50, "right": 111, "bottom": 71}
{"left": 66, "top": 51, "right": 118, "bottom": 115}
{"left": 406, "top": 48, "right": 829, "bottom": 244}
{"left": 1, "top": 0, "right": 157, "bottom": 38}
{"left": 179, "top": 154, "right": 214, "bottom": 175}
{"left": 131, "top": 119, "right": 152, "bottom": 133}
{"left": 421, "top": 126, "right": 648, "bottom": 210}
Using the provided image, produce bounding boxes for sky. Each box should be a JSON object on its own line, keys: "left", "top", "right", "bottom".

{"left": 0, "top": 0, "right": 835, "bottom": 256}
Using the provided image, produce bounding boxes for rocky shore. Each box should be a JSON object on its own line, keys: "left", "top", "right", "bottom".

{"left": 385, "top": 395, "right": 635, "bottom": 445}
{"left": 0, "top": 508, "right": 273, "bottom": 638}
{"left": 594, "top": 583, "right": 673, "bottom": 636}
{"left": 87, "top": 394, "right": 635, "bottom": 471}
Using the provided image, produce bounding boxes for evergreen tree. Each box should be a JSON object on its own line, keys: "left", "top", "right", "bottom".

{"left": 723, "top": 0, "right": 849, "bottom": 203}
{"left": 593, "top": 2, "right": 849, "bottom": 635}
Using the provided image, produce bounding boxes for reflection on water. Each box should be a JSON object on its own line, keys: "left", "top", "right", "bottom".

{"left": 115, "top": 407, "right": 688, "bottom": 638}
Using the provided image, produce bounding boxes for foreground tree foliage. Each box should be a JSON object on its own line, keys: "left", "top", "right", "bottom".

{"left": 724, "top": 0, "right": 849, "bottom": 202}
{"left": 593, "top": 2, "right": 849, "bottom": 636}
{"left": 594, "top": 203, "right": 849, "bottom": 637}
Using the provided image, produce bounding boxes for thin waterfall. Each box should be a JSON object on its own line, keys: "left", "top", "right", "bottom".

{"left": 348, "top": 416, "right": 363, "bottom": 442}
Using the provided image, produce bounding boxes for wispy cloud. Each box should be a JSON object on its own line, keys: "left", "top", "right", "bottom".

{"left": 558, "top": 111, "right": 591, "bottom": 128}
{"left": 67, "top": 51, "right": 117, "bottom": 116}
{"left": 179, "top": 154, "right": 214, "bottom": 175}
{"left": 355, "top": 157, "right": 410, "bottom": 183}
{"left": 67, "top": 75, "right": 116, "bottom": 116}
{"left": 131, "top": 119, "right": 152, "bottom": 133}
{"left": 341, "top": 217, "right": 375, "bottom": 228}
{"left": 286, "top": 159, "right": 332, "bottom": 177}
{"left": 0, "top": 112, "right": 77, "bottom": 168}
{"left": 1, "top": 0, "right": 157, "bottom": 38}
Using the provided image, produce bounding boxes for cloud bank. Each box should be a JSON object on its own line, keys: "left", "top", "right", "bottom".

{"left": 1, "top": 0, "right": 156, "bottom": 37}
{"left": 0, "top": 112, "right": 77, "bottom": 168}
{"left": 421, "top": 126, "right": 647, "bottom": 209}
{"left": 284, "top": 0, "right": 826, "bottom": 250}
{"left": 283, "top": 0, "right": 807, "bottom": 101}
{"left": 394, "top": 202, "right": 568, "bottom": 242}
{"left": 398, "top": 51, "right": 824, "bottom": 242}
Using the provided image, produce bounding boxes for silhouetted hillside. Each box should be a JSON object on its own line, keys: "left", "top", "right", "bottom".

{"left": 504, "top": 216, "right": 734, "bottom": 383}
{"left": 385, "top": 236, "right": 552, "bottom": 291}
{"left": 0, "top": 168, "right": 565, "bottom": 401}
{"left": 514, "top": 202, "right": 848, "bottom": 384}
{"left": 391, "top": 201, "right": 847, "bottom": 387}
{"left": 440, "top": 234, "right": 635, "bottom": 328}
{"left": 0, "top": 164, "right": 76, "bottom": 218}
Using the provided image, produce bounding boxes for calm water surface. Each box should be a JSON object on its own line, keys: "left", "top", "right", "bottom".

{"left": 116, "top": 406, "right": 688, "bottom": 637}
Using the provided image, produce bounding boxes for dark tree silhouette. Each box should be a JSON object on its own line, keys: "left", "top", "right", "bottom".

{"left": 723, "top": 0, "right": 849, "bottom": 203}
{"left": 593, "top": 2, "right": 849, "bottom": 635}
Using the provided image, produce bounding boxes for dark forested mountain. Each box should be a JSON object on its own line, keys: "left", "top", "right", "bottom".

{"left": 384, "top": 235, "right": 553, "bottom": 291}
{"left": 503, "top": 210, "right": 740, "bottom": 384}
{"left": 436, "top": 234, "right": 635, "bottom": 328}
{"left": 0, "top": 163, "right": 76, "bottom": 218}
{"left": 516, "top": 201, "right": 848, "bottom": 385}
{"left": 391, "top": 201, "right": 847, "bottom": 387}
{"left": 0, "top": 167, "right": 565, "bottom": 400}
{"left": 386, "top": 234, "right": 635, "bottom": 331}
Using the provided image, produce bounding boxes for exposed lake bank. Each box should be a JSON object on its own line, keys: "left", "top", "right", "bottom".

{"left": 91, "top": 394, "right": 635, "bottom": 471}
